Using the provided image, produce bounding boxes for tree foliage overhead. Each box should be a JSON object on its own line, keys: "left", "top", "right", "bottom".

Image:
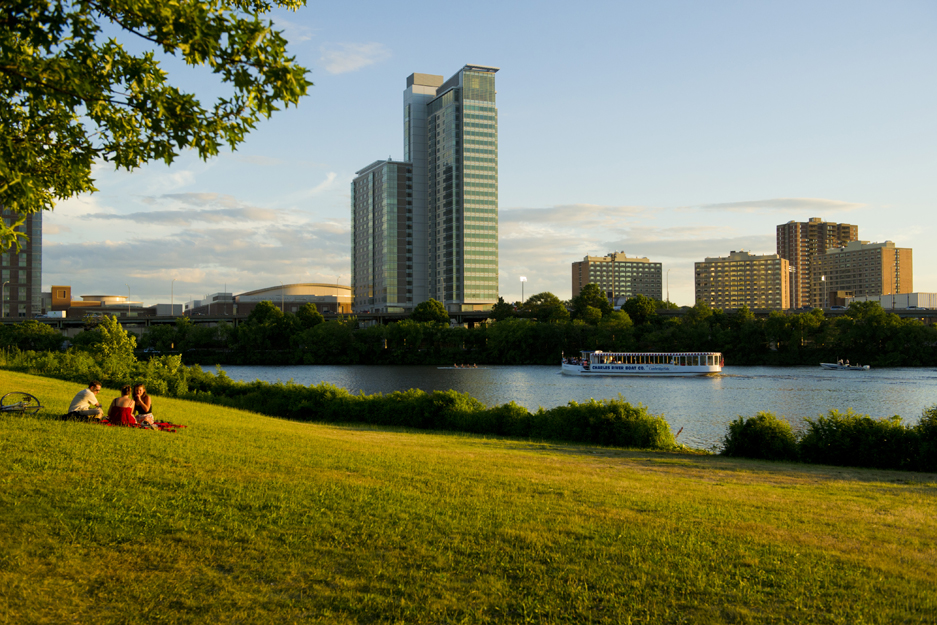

{"left": 0, "top": 0, "right": 311, "bottom": 249}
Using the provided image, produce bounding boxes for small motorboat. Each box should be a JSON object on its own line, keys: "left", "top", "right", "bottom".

{"left": 820, "top": 362, "right": 870, "bottom": 371}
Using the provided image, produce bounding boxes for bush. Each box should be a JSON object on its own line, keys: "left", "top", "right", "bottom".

{"left": 799, "top": 409, "right": 915, "bottom": 470}
{"left": 533, "top": 397, "right": 676, "bottom": 449}
{"left": 913, "top": 405, "right": 937, "bottom": 473}
{"left": 721, "top": 412, "right": 798, "bottom": 461}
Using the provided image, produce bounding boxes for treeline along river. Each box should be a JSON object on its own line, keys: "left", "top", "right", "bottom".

{"left": 222, "top": 365, "right": 937, "bottom": 449}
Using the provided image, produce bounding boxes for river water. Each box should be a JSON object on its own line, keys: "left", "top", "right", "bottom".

{"left": 219, "top": 365, "right": 937, "bottom": 449}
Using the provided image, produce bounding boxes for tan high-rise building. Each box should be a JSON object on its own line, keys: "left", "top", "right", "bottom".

{"left": 571, "top": 252, "right": 662, "bottom": 301}
{"left": 811, "top": 241, "right": 912, "bottom": 307}
{"left": 695, "top": 250, "right": 790, "bottom": 311}
{"left": 777, "top": 218, "right": 858, "bottom": 308}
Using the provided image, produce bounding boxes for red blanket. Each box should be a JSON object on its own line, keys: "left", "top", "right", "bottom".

{"left": 99, "top": 420, "right": 186, "bottom": 433}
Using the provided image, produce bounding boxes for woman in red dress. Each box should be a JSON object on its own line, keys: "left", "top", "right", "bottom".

{"left": 107, "top": 386, "right": 137, "bottom": 426}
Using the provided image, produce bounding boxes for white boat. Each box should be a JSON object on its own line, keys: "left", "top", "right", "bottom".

{"left": 561, "top": 351, "right": 723, "bottom": 377}
{"left": 820, "top": 362, "right": 870, "bottom": 371}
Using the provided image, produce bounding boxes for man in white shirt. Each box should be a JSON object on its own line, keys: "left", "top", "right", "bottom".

{"left": 68, "top": 381, "right": 103, "bottom": 420}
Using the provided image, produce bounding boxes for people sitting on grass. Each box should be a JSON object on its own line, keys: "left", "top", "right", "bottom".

{"left": 132, "top": 383, "right": 155, "bottom": 426}
{"left": 107, "top": 386, "right": 137, "bottom": 426}
{"left": 67, "top": 381, "right": 103, "bottom": 420}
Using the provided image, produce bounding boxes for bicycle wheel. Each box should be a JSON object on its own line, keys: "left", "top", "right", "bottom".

{"left": 0, "top": 392, "right": 43, "bottom": 414}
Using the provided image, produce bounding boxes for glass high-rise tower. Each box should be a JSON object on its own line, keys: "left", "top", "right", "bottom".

{"left": 423, "top": 65, "right": 499, "bottom": 311}
{"left": 350, "top": 160, "right": 413, "bottom": 313}
{"left": 353, "top": 65, "right": 499, "bottom": 315}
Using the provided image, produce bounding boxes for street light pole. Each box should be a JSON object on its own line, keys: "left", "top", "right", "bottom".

{"left": 125, "top": 284, "right": 131, "bottom": 316}
{"left": 171, "top": 278, "right": 175, "bottom": 316}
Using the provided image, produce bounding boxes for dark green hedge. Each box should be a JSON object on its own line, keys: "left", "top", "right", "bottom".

{"left": 180, "top": 379, "right": 677, "bottom": 450}
{"left": 722, "top": 408, "right": 937, "bottom": 472}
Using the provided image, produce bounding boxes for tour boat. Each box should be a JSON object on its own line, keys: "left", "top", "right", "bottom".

{"left": 561, "top": 351, "right": 723, "bottom": 377}
{"left": 820, "top": 362, "right": 870, "bottom": 371}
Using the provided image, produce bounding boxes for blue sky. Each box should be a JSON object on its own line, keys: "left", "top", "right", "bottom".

{"left": 45, "top": 0, "right": 937, "bottom": 307}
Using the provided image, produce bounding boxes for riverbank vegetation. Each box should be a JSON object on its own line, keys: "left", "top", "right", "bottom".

{"left": 150, "top": 298, "right": 937, "bottom": 367}
{"left": 3, "top": 298, "right": 935, "bottom": 368}
{"left": 2, "top": 318, "right": 935, "bottom": 472}
{"left": 722, "top": 409, "right": 937, "bottom": 472}
{"left": 2, "top": 369, "right": 935, "bottom": 624}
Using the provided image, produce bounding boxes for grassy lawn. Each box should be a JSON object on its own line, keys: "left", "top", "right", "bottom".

{"left": 1, "top": 370, "right": 935, "bottom": 624}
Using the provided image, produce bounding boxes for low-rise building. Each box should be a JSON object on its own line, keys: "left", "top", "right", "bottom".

{"left": 235, "top": 283, "right": 352, "bottom": 316}
{"left": 46, "top": 285, "right": 145, "bottom": 317}
{"left": 695, "top": 251, "right": 790, "bottom": 310}
{"left": 184, "top": 293, "right": 235, "bottom": 317}
{"left": 846, "top": 292, "right": 935, "bottom": 310}
{"left": 571, "top": 252, "right": 663, "bottom": 302}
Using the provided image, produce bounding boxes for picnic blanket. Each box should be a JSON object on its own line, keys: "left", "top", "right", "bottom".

{"left": 100, "top": 419, "right": 186, "bottom": 433}
{"left": 60, "top": 412, "right": 185, "bottom": 433}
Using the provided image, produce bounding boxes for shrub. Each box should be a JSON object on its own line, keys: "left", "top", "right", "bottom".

{"left": 799, "top": 409, "right": 915, "bottom": 470}
{"left": 913, "top": 405, "right": 937, "bottom": 473}
{"left": 721, "top": 412, "right": 798, "bottom": 461}
{"left": 531, "top": 397, "right": 675, "bottom": 449}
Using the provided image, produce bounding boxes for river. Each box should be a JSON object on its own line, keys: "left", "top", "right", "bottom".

{"left": 218, "top": 365, "right": 937, "bottom": 449}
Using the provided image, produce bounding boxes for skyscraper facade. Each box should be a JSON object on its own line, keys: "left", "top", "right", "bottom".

{"left": 350, "top": 160, "right": 413, "bottom": 313}
{"left": 777, "top": 218, "right": 857, "bottom": 308}
{"left": 402, "top": 73, "right": 443, "bottom": 307}
{"left": 1, "top": 210, "right": 42, "bottom": 318}
{"left": 353, "top": 65, "right": 499, "bottom": 315}
{"left": 425, "top": 65, "right": 499, "bottom": 311}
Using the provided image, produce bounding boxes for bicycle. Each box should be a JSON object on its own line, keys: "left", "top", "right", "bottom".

{"left": 0, "top": 392, "right": 44, "bottom": 414}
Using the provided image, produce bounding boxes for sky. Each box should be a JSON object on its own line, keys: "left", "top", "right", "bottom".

{"left": 45, "top": 0, "right": 937, "bottom": 307}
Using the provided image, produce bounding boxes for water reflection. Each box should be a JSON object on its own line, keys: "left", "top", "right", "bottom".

{"left": 220, "top": 364, "right": 937, "bottom": 449}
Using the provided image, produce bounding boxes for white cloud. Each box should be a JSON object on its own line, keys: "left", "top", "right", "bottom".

{"left": 496, "top": 203, "right": 787, "bottom": 304}
{"left": 308, "top": 172, "right": 337, "bottom": 195}
{"left": 146, "top": 169, "right": 196, "bottom": 194}
{"left": 272, "top": 16, "right": 315, "bottom": 43}
{"left": 82, "top": 207, "right": 282, "bottom": 226}
{"left": 698, "top": 197, "right": 864, "bottom": 213}
{"left": 319, "top": 43, "right": 390, "bottom": 75}
{"left": 43, "top": 186, "right": 350, "bottom": 303}
{"left": 234, "top": 155, "right": 288, "bottom": 167}
{"left": 42, "top": 223, "right": 71, "bottom": 235}
{"left": 280, "top": 172, "right": 341, "bottom": 204}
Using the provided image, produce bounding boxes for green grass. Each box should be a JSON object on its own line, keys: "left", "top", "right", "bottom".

{"left": 1, "top": 370, "right": 936, "bottom": 624}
